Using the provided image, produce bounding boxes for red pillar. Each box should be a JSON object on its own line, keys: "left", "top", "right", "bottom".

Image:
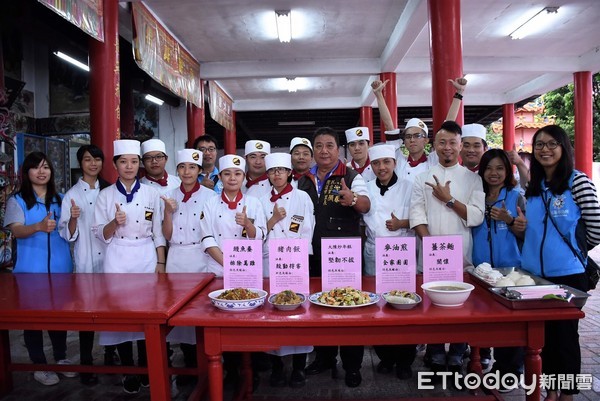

{"left": 89, "top": 0, "right": 119, "bottom": 182}
{"left": 224, "top": 111, "right": 236, "bottom": 154}
{"left": 359, "top": 106, "right": 374, "bottom": 143}
{"left": 379, "top": 72, "right": 397, "bottom": 142}
{"left": 502, "top": 103, "right": 515, "bottom": 151}
{"left": 574, "top": 71, "right": 593, "bottom": 176}
{"left": 428, "top": 0, "right": 463, "bottom": 135}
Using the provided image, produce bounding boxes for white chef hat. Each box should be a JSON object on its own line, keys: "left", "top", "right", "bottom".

{"left": 404, "top": 118, "right": 428, "bottom": 135}
{"left": 345, "top": 127, "right": 370, "bottom": 143}
{"left": 368, "top": 144, "right": 396, "bottom": 161}
{"left": 219, "top": 154, "right": 246, "bottom": 172}
{"left": 461, "top": 123, "right": 487, "bottom": 141}
{"left": 289, "top": 137, "right": 313, "bottom": 154}
{"left": 141, "top": 139, "right": 167, "bottom": 155}
{"left": 244, "top": 140, "right": 271, "bottom": 156}
{"left": 176, "top": 149, "right": 203, "bottom": 167}
{"left": 113, "top": 139, "right": 141, "bottom": 156}
{"left": 265, "top": 153, "right": 292, "bottom": 171}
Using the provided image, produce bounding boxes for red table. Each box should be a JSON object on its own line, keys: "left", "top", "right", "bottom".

{"left": 169, "top": 276, "right": 584, "bottom": 401}
{"left": 0, "top": 273, "right": 214, "bottom": 401}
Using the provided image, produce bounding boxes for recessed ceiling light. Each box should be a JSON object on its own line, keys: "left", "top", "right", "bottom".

{"left": 509, "top": 7, "right": 559, "bottom": 40}
{"left": 275, "top": 10, "right": 292, "bottom": 43}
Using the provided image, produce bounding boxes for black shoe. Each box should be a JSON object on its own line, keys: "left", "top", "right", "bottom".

{"left": 123, "top": 375, "right": 141, "bottom": 394}
{"left": 305, "top": 359, "right": 337, "bottom": 376}
{"left": 80, "top": 373, "right": 98, "bottom": 386}
{"left": 376, "top": 361, "right": 394, "bottom": 374}
{"left": 289, "top": 369, "right": 306, "bottom": 388}
{"left": 269, "top": 369, "right": 286, "bottom": 387}
{"left": 139, "top": 374, "right": 149, "bottom": 388}
{"left": 396, "top": 366, "right": 412, "bottom": 380}
{"left": 344, "top": 370, "right": 362, "bottom": 388}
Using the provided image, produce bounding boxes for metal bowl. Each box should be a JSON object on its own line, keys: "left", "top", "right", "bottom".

{"left": 268, "top": 292, "right": 306, "bottom": 311}
{"left": 382, "top": 292, "right": 422, "bottom": 310}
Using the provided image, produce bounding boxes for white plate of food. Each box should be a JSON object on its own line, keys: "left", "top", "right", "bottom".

{"left": 208, "top": 288, "right": 268, "bottom": 311}
{"left": 382, "top": 290, "right": 422, "bottom": 310}
{"left": 309, "top": 287, "right": 379, "bottom": 308}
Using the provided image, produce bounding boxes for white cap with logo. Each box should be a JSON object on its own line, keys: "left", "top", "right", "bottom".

{"left": 244, "top": 140, "right": 271, "bottom": 156}
{"left": 404, "top": 118, "right": 428, "bottom": 135}
{"left": 289, "top": 137, "right": 313, "bottom": 153}
{"left": 266, "top": 153, "right": 292, "bottom": 171}
{"left": 345, "top": 127, "right": 370, "bottom": 143}
{"left": 368, "top": 144, "right": 396, "bottom": 161}
{"left": 114, "top": 139, "right": 141, "bottom": 156}
{"left": 141, "top": 139, "right": 167, "bottom": 156}
{"left": 176, "top": 149, "right": 203, "bottom": 167}
{"left": 461, "top": 123, "right": 487, "bottom": 141}
{"left": 219, "top": 154, "right": 246, "bottom": 172}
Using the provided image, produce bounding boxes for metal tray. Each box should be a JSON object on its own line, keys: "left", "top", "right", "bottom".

{"left": 488, "top": 285, "right": 590, "bottom": 309}
{"left": 467, "top": 267, "right": 554, "bottom": 288}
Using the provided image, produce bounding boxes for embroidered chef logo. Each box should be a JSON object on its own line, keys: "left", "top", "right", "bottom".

{"left": 302, "top": 139, "right": 309, "bottom": 145}
{"left": 553, "top": 196, "right": 565, "bottom": 209}
{"left": 419, "top": 121, "right": 425, "bottom": 129}
{"left": 289, "top": 215, "right": 304, "bottom": 233}
{"left": 255, "top": 143, "right": 263, "bottom": 150}
{"left": 145, "top": 211, "right": 154, "bottom": 221}
{"left": 356, "top": 129, "right": 363, "bottom": 137}
{"left": 233, "top": 157, "right": 241, "bottom": 166}
{"left": 192, "top": 152, "right": 200, "bottom": 161}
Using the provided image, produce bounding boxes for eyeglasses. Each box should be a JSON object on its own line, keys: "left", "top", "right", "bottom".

{"left": 198, "top": 146, "right": 217, "bottom": 153}
{"left": 534, "top": 140, "right": 560, "bottom": 150}
{"left": 267, "top": 167, "right": 290, "bottom": 175}
{"left": 404, "top": 133, "right": 427, "bottom": 140}
{"left": 142, "top": 155, "right": 166, "bottom": 162}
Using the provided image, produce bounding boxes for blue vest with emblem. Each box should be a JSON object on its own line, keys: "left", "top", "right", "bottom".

{"left": 13, "top": 194, "right": 73, "bottom": 273}
{"left": 521, "top": 172, "right": 583, "bottom": 278}
{"left": 472, "top": 187, "right": 522, "bottom": 267}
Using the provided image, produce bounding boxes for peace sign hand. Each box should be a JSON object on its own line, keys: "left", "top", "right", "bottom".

{"left": 425, "top": 175, "right": 453, "bottom": 203}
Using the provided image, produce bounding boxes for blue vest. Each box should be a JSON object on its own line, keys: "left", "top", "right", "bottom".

{"left": 13, "top": 194, "right": 73, "bottom": 273}
{"left": 521, "top": 172, "right": 583, "bottom": 278}
{"left": 472, "top": 187, "right": 521, "bottom": 268}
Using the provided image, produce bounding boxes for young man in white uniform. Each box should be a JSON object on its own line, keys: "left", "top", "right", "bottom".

{"left": 140, "top": 138, "right": 181, "bottom": 194}
{"left": 345, "top": 127, "right": 376, "bottom": 182}
{"left": 242, "top": 139, "right": 271, "bottom": 199}
{"left": 200, "top": 155, "right": 267, "bottom": 276}
{"left": 460, "top": 123, "right": 488, "bottom": 173}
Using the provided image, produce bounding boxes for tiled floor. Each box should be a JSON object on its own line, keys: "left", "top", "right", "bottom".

{"left": 3, "top": 250, "right": 600, "bottom": 400}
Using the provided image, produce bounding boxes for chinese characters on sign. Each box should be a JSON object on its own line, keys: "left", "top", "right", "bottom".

{"left": 269, "top": 239, "right": 310, "bottom": 295}
{"left": 223, "top": 239, "right": 263, "bottom": 290}
{"left": 321, "top": 238, "right": 362, "bottom": 291}
{"left": 422, "top": 235, "right": 463, "bottom": 283}
{"left": 375, "top": 237, "right": 417, "bottom": 293}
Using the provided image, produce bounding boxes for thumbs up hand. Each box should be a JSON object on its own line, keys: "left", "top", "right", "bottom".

{"left": 490, "top": 201, "right": 511, "bottom": 223}
{"left": 161, "top": 195, "right": 178, "bottom": 214}
{"left": 507, "top": 144, "right": 524, "bottom": 166}
{"left": 512, "top": 206, "right": 527, "bottom": 232}
{"left": 272, "top": 202, "right": 286, "bottom": 223}
{"left": 114, "top": 203, "right": 126, "bottom": 226}
{"left": 38, "top": 211, "right": 56, "bottom": 233}
{"left": 386, "top": 212, "right": 402, "bottom": 231}
{"left": 235, "top": 205, "right": 249, "bottom": 227}
{"left": 338, "top": 178, "right": 355, "bottom": 207}
{"left": 448, "top": 76, "right": 467, "bottom": 93}
{"left": 70, "top": 199, "right": 81, "bottom": 219}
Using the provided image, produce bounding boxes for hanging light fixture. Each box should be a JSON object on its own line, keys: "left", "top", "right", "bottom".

{"left": 145, "top": 94, "right": 164, "bottom": 106}
{"left": 509, "top": 7, "right": 559, "bottom": 40}
{"left": 53, "top": 51, "right": 89, "bottom": 72}
{"left": 275, "top": 10, "right": 292, "bottom": 43}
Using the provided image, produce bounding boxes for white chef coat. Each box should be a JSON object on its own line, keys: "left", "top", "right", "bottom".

{"left": 410, "top": 163, "right": 485, "bottom": 268}
{"left": 94, "top": 181, "right": 166, "bottom": 345}
{"left": 242, "top": 176, "right": 272, "bottom": 199}
{"left": 58, "top": 178, "right": 106, "bottom": 273}
{"left": 200, "top": 193, "right": 267, "bottom": 276}
{"left": 363, "top": 176, "right": 415, "bottom": 276}
{"left": 140, "top": 174, "right": 181, "bottom": 195}
{"left": 387, "top": 138, "right": 439, "bottom": 183}
{"left": 260, "top": 186, "right": 315, "bottom": 276}
{"left": 347, "top": 161, "right": 376, "bottom": 182}
{"left": 163, "top": 185, "right": 217, "bottom": 273}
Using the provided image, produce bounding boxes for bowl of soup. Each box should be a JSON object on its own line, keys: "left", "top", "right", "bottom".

{"left": 421, "top": 281, "right": 474, "bottom": 307}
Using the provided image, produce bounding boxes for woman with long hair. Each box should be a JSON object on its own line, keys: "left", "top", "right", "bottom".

{"left": 522, "top": 125, "right": 600, "bottom": 401}
{"left": 4, "top": 151, "right": 74, "bottom": 386}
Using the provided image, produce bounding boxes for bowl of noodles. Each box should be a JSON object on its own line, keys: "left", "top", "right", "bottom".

{"left": 268, "top": 290, "right": 306, "bottom": 311}
{"left": 208, "top": 288, "right": 268, "bottom": 311}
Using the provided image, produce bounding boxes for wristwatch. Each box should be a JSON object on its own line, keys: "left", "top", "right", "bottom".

{"left": 350, "top": 192, "right": 358, "bottom": 207}
{"left": 446, "top": 197, "right": 456, "bottom": 208}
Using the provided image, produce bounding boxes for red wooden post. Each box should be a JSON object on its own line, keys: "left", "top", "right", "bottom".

{"left": 359, "top": 106, "right": 374, "bottom": 143}
{"left": 502, "top": 103, "right": 515, "bottom": 151}
{"left": 379, "top": 72, "right": 397, "bottom": 142}
{"left": 574, "top": 71, "right": 593, "bottom": 176}
{"left": 224, "top": 111, "right": 237, "bottom": 154}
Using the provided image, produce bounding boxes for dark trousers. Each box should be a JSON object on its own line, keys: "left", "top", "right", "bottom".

{"left": 491, "top": 347, "right": 524, "bottom": 376}
{"left": 374, "top": 345, "right": 416, "bottom": 368}
{"left": 116, "top": 340, "right": 147, "bottom": 367}
{"left": 23, "top": 330, "right": 67, "bottom": 364}
{"left": 180, "top": 343, "right": 197, "bottom": 368}
{"left": 314, "top": 346, "right": 363, "bottom": 372}
{"left": 426, "top": 343, "right": 467, "bottom": 366}
{"left": 79, "top": 331, "right": 95, "bottom": 365}
{"left": 271, "top": 353, "right": 307, "bottom": 372}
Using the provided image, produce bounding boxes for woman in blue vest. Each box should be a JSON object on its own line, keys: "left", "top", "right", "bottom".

{"left": 4, "top": 151, "right": 74, "bottom": 386}
{"left": 472, "top": 149, "right": 526, "bottom": 384}
{"left": 522, "top": 125, "right": 600, "bottom": 401}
